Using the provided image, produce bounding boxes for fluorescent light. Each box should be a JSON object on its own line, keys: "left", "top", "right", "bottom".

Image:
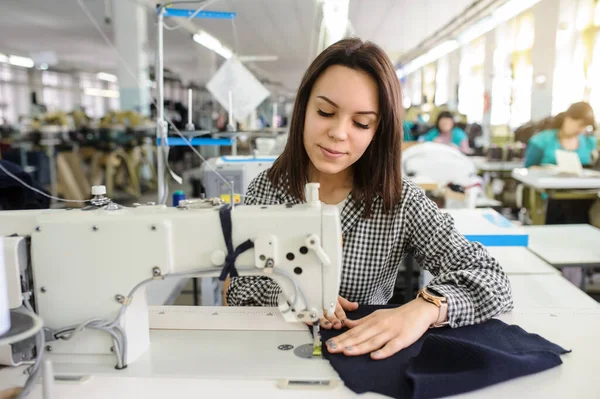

{"left": 8, "top": 55, "right": 34, "bottom": 68}
{"left": 39, "top": 63, "right": 49, "bottom": 70}
{"left": 322, "top": 0, "right": 350, "bottom": 44}
{"left": 97, "top": 72, "right": 118, "bottom": 82}
{"left": 193, "top": 32, "right": 232, "bottom": 59}
{"left": 0, "top": 53, "right": 7, "bottom": 63}
{"left": 457, "top": 16, "right": 495, "bottom": 44}
{"left": 84, "top": 88, "right": 120, "bottom": 98}
{"left": 401, "top": 40, "right": 459, "bottom": 78}
{"left": 398, "top": 0, "right": 543, "bottom": 82}
{"left": 238, "top": 55, "right": 279, "bottom": 62}
{"left": 492, "top": 0, "right": 541, "bottom": 23}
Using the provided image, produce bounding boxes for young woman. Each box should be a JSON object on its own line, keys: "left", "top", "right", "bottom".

{"left": 525, "top": 102, "right": 596, "bottom": 168}
{"left": 420, "top": 111, "right": 470, "bottom": 153}
{"left": 525, "top": 102, "right": 597, "bottom": 225}
{"left": 227, "top": 38, "right": 512, "bottom": 360}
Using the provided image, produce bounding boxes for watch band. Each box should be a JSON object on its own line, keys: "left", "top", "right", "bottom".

{"left": 417, "top": 288, "right": 449, "bottom": 328}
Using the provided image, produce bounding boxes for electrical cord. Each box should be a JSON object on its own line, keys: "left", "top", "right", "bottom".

{"left": 15, "top": 300, "right": 46, "bottom": 399}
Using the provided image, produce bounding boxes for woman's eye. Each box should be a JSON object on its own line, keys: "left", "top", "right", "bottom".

{"left": 317, "top": 109, "right": 334, "bottom": 117}
{"left": 354, "top": 121, "right": 369, "bottom": 130}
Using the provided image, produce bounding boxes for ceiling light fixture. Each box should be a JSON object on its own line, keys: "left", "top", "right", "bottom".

{"left": 84, "top": 88, "right": 120, "bottom": 98}
{"left": 8, "top": 55, "right": 34, "bottom": 68}
{"left": 193, "top": 31, "right": 232, "bottom": 59}
{"left": 97, "top": 72, "right": 118, "bottom": 82}
{"left": 397, "top": 40, "right": 459, "bottom": 79}
{"left": 238, "top": 55, "right": 279, "bottom": 62}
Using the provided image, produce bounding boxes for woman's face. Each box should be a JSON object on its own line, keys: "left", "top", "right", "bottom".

{"left": 562, "top": 116, "right": 589, "bottom": 137}
{"left": 303, "top": 65, "right": 379, "bottom": 177}
{"left": 438, "top": 117, "right": 454, "bottom": 133}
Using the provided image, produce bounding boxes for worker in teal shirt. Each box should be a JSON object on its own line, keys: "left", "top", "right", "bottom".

{"left": 419, "top": 111, "right": 470, "bottom": 153}
{"left": 525, "top": 102, "right": 597, "bottom": 167}
{"left": 524, "top": 102, "right": 597, "bottom": 226}
{"left": 403, "top": 120, "right": 415, "bottom": 141}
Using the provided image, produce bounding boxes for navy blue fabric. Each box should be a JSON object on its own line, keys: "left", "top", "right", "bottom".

{"left": 218, "top": 205, "right": 254, "bottom": 281}
{"left": 318, "top": 305, "right": 569, "bottom": 399}
{"left": 0, "top": 160, "right": 50, "bottom": 211}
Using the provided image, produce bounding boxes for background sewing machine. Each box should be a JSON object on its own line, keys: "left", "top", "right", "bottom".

{"left": 0, "top": 184, "right": 343, "bottom": 394}
{"left": 402, "top": 142, "right": 499, "bottom": 209}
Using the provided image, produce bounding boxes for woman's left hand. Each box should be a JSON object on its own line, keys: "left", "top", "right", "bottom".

{"left": 325, "top": 298, "right": 440, "bottom": 360}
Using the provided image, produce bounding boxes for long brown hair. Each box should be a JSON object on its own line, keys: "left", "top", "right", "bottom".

{"left": 268, "top": 37, "right": 404, "bottom": 218}
{"left": 553, "top": 102, "right": 596, "bottom": 130}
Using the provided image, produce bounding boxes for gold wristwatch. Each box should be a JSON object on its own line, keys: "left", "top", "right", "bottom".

{"left": 416, "top": 288, "right": 449, "bottom": 328}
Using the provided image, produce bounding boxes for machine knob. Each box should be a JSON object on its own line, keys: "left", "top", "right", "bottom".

{"left": 92, "top": 185, "right": 107, "bottom": 196}
{"left": 211, "top": 250, "right": 226, "bottom": 266}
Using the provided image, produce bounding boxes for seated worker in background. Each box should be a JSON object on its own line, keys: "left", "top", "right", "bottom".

{"left": 420, "top": 111, "right": 470, "bottom": 153}
{"left": 227, "top": 38, "right": 512, "bottom": 361}
{"left": 524, "top": 102, "right": 596, "bottom": 168}
{"left": 403, "top": 120, "right": 415, "bottom": 141}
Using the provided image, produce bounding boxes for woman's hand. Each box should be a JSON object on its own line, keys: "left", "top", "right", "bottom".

{"left": 325, "top": 298, "right": 440, "bottom": 360}
{"left": 318, "top": 296, "right": 359, "bottom": 330}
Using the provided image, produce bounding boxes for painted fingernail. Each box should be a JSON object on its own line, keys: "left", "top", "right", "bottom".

{"left": 340, "top": 319, "right": 346, "bottom": 326}
{"left": 334, "top": 321, "right": 341, "bottom": 327}
{"left": 323, "top": 320, "right": 330, "bottom": 326}
{"left": 326, "top": 340, "right": 336, "bottom": 349}
{"left": 373, "top": 351, "right": 380, "bottom": 357}
{"left": 346, "top": 346, "right": 353, "bottom": 351}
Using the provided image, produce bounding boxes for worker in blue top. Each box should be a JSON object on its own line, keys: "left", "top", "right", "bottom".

{"left": 525, "top": 102, "right": 596, "bottom": 168}
{"left": 403, "top": 120, "right": 415, "bottom": 141}
{"left": 524, "top": 102, "right": 597, "bottom": 226}
{"left": 419, "top": 111, "right": 470, "bottom": 153}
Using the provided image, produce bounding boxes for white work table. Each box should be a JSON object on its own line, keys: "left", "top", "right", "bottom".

{"left": 512, "top": 167, "right": 600, "bottom": 190}
{"left": 472, "top": 157, "right": 523, "bottom": 173}
{"left": 524, "top": 224, "right": 600, "bottom": 268}
{"left": 2, "top": 307, "right": 599, "bottom": 399}
{"left": 508, "top": 274, "right": 598, "bottom": 309}
{"left": 444, "top": 208, "right": 527, "bottom": 247}
{"left": 487, "top": 247, "right": 559, "bottom": 275}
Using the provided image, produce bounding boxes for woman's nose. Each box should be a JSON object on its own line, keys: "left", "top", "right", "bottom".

{"left": 328, "top": 119, "right": 349, "bottom": 141}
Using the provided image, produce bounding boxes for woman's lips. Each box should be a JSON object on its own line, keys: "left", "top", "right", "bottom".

{"left": 319, "top": 145, "right": 346, "bottom": 159}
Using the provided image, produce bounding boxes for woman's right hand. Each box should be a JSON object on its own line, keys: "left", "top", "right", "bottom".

{"left": 319, "top": 296, "right": 359, "bottom": 330}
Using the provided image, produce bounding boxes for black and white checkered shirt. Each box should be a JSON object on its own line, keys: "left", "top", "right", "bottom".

{"left": 227, "top": 170, "right": 513, "bottom": 328}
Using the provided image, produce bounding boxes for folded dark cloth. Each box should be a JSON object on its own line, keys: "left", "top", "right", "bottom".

{"left": 317, "top": 305, "right": 569, "bottom": 399}
{"left": 0, "top": 160, "right": 50, "bottom": 210}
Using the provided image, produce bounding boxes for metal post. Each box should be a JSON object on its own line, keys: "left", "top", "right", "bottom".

{"left": 186, "top": 88, "right": 195, "bottom": 131}
{"left": 230, "top": 180, "right": 235, "bottom": 210}
{"left": 156, "top": 7, "right": 166, "bottom": 204}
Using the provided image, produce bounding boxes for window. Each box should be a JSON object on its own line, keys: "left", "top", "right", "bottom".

{"left": 80, "top": 73, "right": 105, "bottom": 118}
{"left": 42, "top": 71, "right": 74, "bottom": 112}
{"left": 459, "top": 37, "right": 486, "bottom": 123}
{"left": 0, "top": 64, "right": 29, "bottom": 123}
{"left": 435, "top": 55, "right": 450, "bottom": 106}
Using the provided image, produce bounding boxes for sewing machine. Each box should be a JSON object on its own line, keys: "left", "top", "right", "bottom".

{"left": 0, "top": 183, "right": 342, "bottom": 375}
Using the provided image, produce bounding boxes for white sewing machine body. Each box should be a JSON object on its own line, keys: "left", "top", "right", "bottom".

{"left": 0, "top": 189, "right": 342, "bottom": 368}
{"left": 403, "top": 142, "right": 480, "bottom": 188}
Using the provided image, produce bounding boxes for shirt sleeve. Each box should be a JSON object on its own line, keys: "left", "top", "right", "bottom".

{"left": 524, "top": 142, "right": 544, "bottom": 167}
{"left": 227, "top": 172, "right": 282, "bottom": 306}
{"left": 404, "top": 184, "right": 514, "bottom": 327}
{"left": 454, "top": 128, "right": 469, "bottom": 144}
